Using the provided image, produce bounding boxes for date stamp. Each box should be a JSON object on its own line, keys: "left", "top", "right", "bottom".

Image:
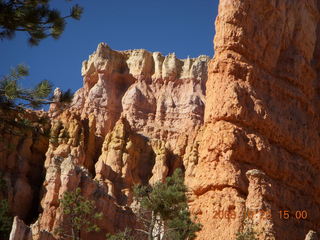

{"left": 278, "top": 210, "right": 308, "bottom": 220}
{"left": 213, "top": 209, "right": 272, "bottom": 220}
{"left": 213, "top": 209, "right": 309, "bottom": 220}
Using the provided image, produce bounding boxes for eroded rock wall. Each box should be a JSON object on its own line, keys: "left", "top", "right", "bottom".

{"left": 27, "top": 46, "right": 210, "bottom": 239}
{"left": 0, "top": 109, "right": 49, "bottom": 225}
{"left": 186, "top": 0, "right": 320, "bottom": 239}
{"left": 6, "top": 1, "right": 320, "bottom": 239}
{"left": 71, "top": 43, "right": 209, "bottom": 145}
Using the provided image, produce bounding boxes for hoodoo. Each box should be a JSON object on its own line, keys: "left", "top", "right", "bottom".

{"left": 187, "top": 0, "right": 320, "bottom": 239}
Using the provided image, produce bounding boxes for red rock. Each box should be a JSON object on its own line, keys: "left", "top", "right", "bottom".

{"left": 187, "top": 0, "right": 320, "bottom": 239}
{"left": 3, "top": 1, "right": 320, "bottom": 239}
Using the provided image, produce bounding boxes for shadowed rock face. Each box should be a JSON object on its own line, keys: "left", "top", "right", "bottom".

{"left": 0, "top": 109, "right": 50, "bottom": 225}
{"left": 186, "top": 0, "right": 320, "bottom": 239}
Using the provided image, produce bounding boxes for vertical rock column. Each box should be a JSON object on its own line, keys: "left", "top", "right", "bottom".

{"left": 187, "top": 0, "right": 320, "bottom": 239}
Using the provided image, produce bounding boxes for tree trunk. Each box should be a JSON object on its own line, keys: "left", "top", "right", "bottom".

{"left": 148, "top": 211, "right": 155, "bottom": 240}
{"left": 155, "top": 216, "right": 164, "bottom": 240}
{"left": 77, "top": 229, "right": 80, "bottom": 240}
{"left": 71, "top": 228, "right": 75, "bottom": 240}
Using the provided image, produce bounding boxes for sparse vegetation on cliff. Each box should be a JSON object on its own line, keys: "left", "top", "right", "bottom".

{"left": 55, "top": 188, "right": 102, "bottom": 240}
{"left": 106, "top": 228, "right": 135, "bottom": 240}
{"left": 107, "top": 169, "right": 202, "bottom": 240}
{"left": 236, "top": 210, "right": 259, "bottom": 240}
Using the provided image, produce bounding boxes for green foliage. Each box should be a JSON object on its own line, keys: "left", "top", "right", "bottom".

{"left": 0, "top": 64, "right": 73, "bottom": 110}
{"left": 14, "top": 64, "right": 29, "bottom": 77}
{"left": 48, "top": 121, "right": 71, "bottom": 145}
{"left": 106, "top": 228, "right": 135, "bottom": 240}
{"left": 0, "top": 0, "right": 83, "bottom": 45}
{"left": 134, "top": 169, "right": 187, "bottom": 221}
{"left": 236, "top": 226, "right": 258, "bottom": 240}
{"left": 32, "top": 79, "right": 52, "bottom": 99}
{"left": 56, "top": 187, "right": 102, "bottom": 240}
{"left": 60, "top": 88, "right": 73, "bottom": 103}
{"left": 16, "top": 117, "right": 32, "bottom": 127}
{"left": 3, "top": 78, "right": 18, "bottom": 100}
{"left": 136, "top": 169, "right": 201, "bottom": 240}
{"left": 0, "top": 199, "right": 13, "bottom": 239}
{"left": 0, "top": 64, "right": 28, "bottom": 101}
{"left": 165, "top": 209, "right": 202, "bottom": 240}
{"left": 236, "top": 211, "right": 259, "bottom": 240}
{"left": 108, "top": 169, "right": 202, "bottom": 240}
{"left": 0, "top": 64, "right": 52, "bottom": 109}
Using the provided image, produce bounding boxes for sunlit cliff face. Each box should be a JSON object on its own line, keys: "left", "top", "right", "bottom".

{"left": 5, "top": 0, "right": 320, "bottom": 239}
{"left": 187, "top": 0, "right": 320, "bottom": 239}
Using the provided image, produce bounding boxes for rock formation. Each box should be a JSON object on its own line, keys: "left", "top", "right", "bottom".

{"left": 0, "top": 109, "right": 49, "bottom": 225}
{"left": 4, "top": 46, "right": 209, "bottom": 239}
{"left": 186, "top": 0, "right": 320, "bottom": 239}
{"left": 2, "top": 0, "right": 320, "bottom": 239}
{"left": 71, "top": 44, "right": 209, "bottom": 144}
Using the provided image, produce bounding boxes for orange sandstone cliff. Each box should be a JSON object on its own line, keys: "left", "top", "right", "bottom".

{"left": 2, "top": 0, "right": 320, "bottom": 240}
{"left": 187, "top": 0, "right": 320, "bottom": 239}
{"left": 4, "top": 46, "right": 209, "bottom": 240}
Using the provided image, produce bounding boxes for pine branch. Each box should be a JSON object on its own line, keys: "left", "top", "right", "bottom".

{"left": 0, "top": 0, "right": 83, "bottom": 45}
{"left": 134, "top": 228, "right": 149, "bottom": 235}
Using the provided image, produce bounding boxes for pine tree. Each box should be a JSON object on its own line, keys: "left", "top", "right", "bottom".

{"left": 55, "top": 188, "right": 103, "bottom": 240}
{"left": 107, "top": 169, "right": 202, "bottom": 240}
{"left": 0, "top": 64, "right": 72, "bottom": 110}
{"left": 0, "top": 0, "right": 83, "bottom": 45}
{"left": 106, "top": 228, "right": 135, "bottom": 240}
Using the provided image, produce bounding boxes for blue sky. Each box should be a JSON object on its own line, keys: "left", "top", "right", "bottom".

{"left": 0, "top": 0, "right": 218, "bottom": 93}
